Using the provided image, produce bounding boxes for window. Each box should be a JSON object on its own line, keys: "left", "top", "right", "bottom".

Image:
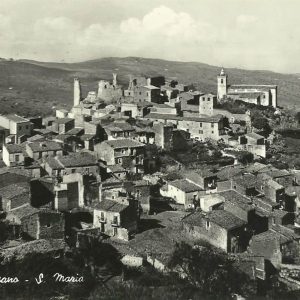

{"left": 211, "top": 123, "right": 214, "bottom": 128}
{"left": 221, "top": 79, "right": 223, "bottom": 84}
{"left": 113, "top": 227, "right": 118, "bottom": 236}
{"left": 207, "top": 98, "right": 210, "bottom": 101}
{"left": 71, "top": 168, "right": 76, "bottom": 173}
{"left": 39, "top": 152, "right": 42, "bottom": 159}
{"left": 113, "top": 216, "right": 118, "bottom": 225}
{"left": 100, "top": 212, "right": 105, "bottom": 221}
{"left": 139, "top": 92, "right": 142, "bottom": 95}
{"left": 46, "top": 223, "right": 51, "bottom": 228}
{"left": 212, "top": 131, "right": 214, "bottom": 134}
{"left": 200, "top": 123, "right": 202, "bottom": 127}
{"left": 85, "top": 168, "right": 89, "bottom": 173}
{"left": 117, "top": 158, "right": 122, "bottom": 164}
{"left": 15, "top": 154, "right": 19, "bottom": 162}
{"left": 199, "top": 130, "right": 203, "bottom": 134}
{"left": 18, "top": 126, "right": 22, "bottom": 131}
{"left": 206, "top": 221, "right": 210, "bottom": 230}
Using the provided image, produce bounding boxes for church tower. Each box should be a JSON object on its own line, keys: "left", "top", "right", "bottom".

{"left": 112, "top": 73, "right": 117, "bottom": 86}
{"left": 74, "top": 78, "right": 82, "bottom": 107}
{"left": 217, "top": 68, "right": 228, "bottom": 100}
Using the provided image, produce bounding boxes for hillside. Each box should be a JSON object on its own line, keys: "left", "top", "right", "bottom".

{"left": 0, "top": 57, "right": 299, "bottom": 116}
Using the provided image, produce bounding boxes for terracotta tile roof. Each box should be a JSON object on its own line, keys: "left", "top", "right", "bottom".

{"left": 252, "top": 225, "right": 299, "bottom": 244}
{"left": 54, "top": 118, "right": 74, "bottom": 124}
{"left": 245, "top": 132, "right": 264, "bottom": 140}
{"left": 107, "top": 165, "right": 126, "bottom": 173}
{"left": 57, "top": 152, "right": 97, "bottom": 168}
{"left": 4, "top": 143, "right": 25, "bottom": 154}
{"left": 183, "top": 210, "right": 246, "bottom": 230}
{"left": 28, "top": 141, "right": 62, "bottom": 152}
{"left": 220, "top": 190, "right": 254, "bottom": 211}
{"left": 232, "top": 174, "right": 258, "bottom": 188}
{"left": 216, "top": 165, "right": 245, "bottom": 181}
{"left": 229, "top": 84, "right": 277, "bottom": 90}
{"left": 65, "top": 127, "right": 84, "bottom": 135}
{"left": 0, "top": 182, "right": 30, "bottom": 199}
{"left": 44, "top": 156, "right": 64, "bottom": 170}
{"left": 144, "top": 113, "right": 223, "bottom": 123}
{"left": 5, "top": 114, "right": 29, "bottom": 123}
{"left": 8, "top": 203, "right": 39, "bottom": 220}
{"left": 169, "top": 179, "right": 203, "bottom": 193}
{"left": 94, "top": 199, "right": 128, "bottom": 213}
{"left": 104, "top": 138, "right": 144, "bottom": 149}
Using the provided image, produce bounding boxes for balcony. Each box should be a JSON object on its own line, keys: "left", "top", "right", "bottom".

{"left": 111, "top": 221, "right": 120, "bottom": 227}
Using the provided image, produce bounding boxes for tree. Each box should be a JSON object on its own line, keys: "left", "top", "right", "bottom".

{"left": 252, "top": 116, "right": 272, "bottom": 134}
{"left": 167, "top": 242, "right": 256, "bottom": 298}
{"left": 236, "top": 151, "right": 254, "bottom": 165}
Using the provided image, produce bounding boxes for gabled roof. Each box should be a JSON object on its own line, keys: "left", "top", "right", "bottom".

{"left": 4, "top": 143, "right": 25, "bottom": 154}
{"left": 216, "top": 165, "right": 245, "bottom": 181}
{"left": 54, "top": 118, "right": 74, "bottom": 124}
{"left": 5, "top": 114, "right": 30, "bottom": 123}
{"left": 229, "top": 84, "right": 277, "bottom": 90}
{"left": 144, "top": 113, "right": 223, "bottom": 123}
{"left": 27, "top": 141, "right": 62, "bottom": 152}
{"left": 0, "top": 182, "right": 30, "bottom": 199}
{"left": 57, "top": 152, "right": 97, "bottom": 168}
{"left": 245, "top": 132, "right": 264, "bottom": 140}
{"left": 220, "top": 190, "right": 254, "bottom": 212}
{"left": 104, "top": 138, "right": 144, "bottom": 149}
{"left": 168, "top": 179, "right": 203, "bottom": 193}
{"left": 232, "top": 174, "right": 258, "bottom": 188}
{"left": 7, "top": 203, "right": 39, "bottom": 220}
{"left": 252, "top": 225, "right": 300, "bottom": 245}
{"left": 183, "top": 210, "right": 246, "bottom": 230}
{"left": 107, "top": 165, "right": 126, "bottom": 173}
{"left": 94, "top": 199, "right": 128, "bottom": 213}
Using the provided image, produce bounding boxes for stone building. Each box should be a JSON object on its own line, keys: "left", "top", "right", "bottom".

{"left": 44, "top": 152, "right": 99, "bottom": 177}
{"left": 2, "top": 143, "right": 27, "bottom": 167}
{"left": 160, "top": 179, "right": 204, "bottom": 209}
{"left": 144, "top": 113, "right": 225, "bottom": 141}
{"left": 217, "top": 68, "right": 277, "bottom": 108}
{"left": 6, "top": 203, "right": 65, "bottom": 240}
{"left": 93, "top": 197, "right": 138, "bottom": 241}
{"left": 0, "top": 182, "right": 31, "bottom": 212}
{"left": 26, "top": 141, "right": 63, "bottom": 160}
{"left": 183, "top": 210, "right": 247, "bottom": 252}
{"left": 0, "top": 114, "right": 33, "bottom": 144}
{"left": 94, "top": 139, "right": 145, "bottom": 174}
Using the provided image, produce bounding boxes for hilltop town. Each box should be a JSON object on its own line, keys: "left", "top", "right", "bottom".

{"left": 0, "top": 67, "right": 300, "bottom": 298}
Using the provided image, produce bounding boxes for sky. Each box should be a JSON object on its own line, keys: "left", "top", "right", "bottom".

{"left": 0, "top": 0, "right": 300, "bottom": 73}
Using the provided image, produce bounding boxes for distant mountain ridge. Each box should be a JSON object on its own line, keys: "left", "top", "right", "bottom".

{"left": 0, "top": 57, "right": 299, "bottom": 116}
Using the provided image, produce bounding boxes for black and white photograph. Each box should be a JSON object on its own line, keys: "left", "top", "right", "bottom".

{"left": 0, "top": 0, "right": 300, "bottom": 299}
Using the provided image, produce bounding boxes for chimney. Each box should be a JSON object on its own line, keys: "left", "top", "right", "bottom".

{"left": 146, "top": 78, "right": 151, "bottom": 86}
{"left": 74, "top": 78, "right": 81, "bottom": 107}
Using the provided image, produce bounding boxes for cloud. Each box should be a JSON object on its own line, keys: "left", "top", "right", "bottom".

{"left": 120, "top": 6, "right": 214, "bottom": 40}
{"left": 236, "top": 15, "right": 258, "bottom": 27}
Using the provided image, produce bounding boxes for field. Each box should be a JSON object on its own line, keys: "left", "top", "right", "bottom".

{"left": 0, "top": 57, "right": 299, "bottom": 117}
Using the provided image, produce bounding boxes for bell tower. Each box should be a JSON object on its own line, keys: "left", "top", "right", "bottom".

{"left": 217, "top": 68, "right": 228, "bottom": 100}
{"left": 73, "top": 78, "right": 81, "bottom": 107}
